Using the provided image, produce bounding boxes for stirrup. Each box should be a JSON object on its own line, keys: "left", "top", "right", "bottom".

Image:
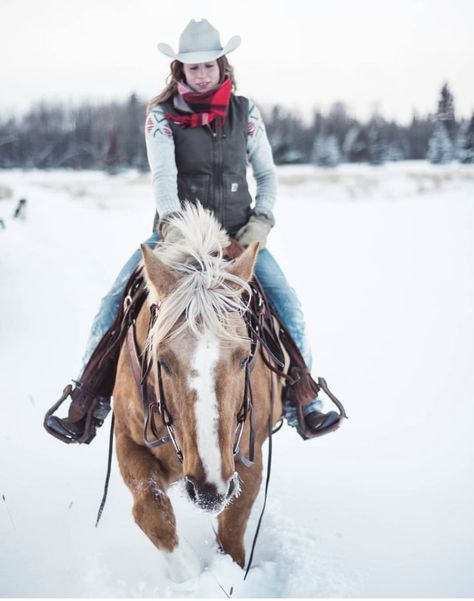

{"left": 44, "top": 384, "right": 111, "bottom": 444}
{"left": 295, "top": 377, "right": 348, "bottom": 440}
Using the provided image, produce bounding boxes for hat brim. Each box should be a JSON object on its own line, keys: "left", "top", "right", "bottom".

{"left": 157, "top": 35, "right": 241, "bottom": 64}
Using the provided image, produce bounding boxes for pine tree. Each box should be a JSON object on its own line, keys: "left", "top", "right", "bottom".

{"left": 427, "top": 83, "right": 457, "bottom": 163}
{"left": 123, "top": 93, "right": 145, "bottom": 168}
{"left": 311, "top": 132, "right": 342, "bottom": 167}
{"left": 343, "top": 125, "right": 370, "bottom": 163}
{"left": 325, "top": 134, "right": 343, "bottom": 166}
{"left": 436, "top": 83, "right": 457, "bottom": 142}
{"left": 408, "top": 112, "right": 432, "bottom": 159}
{"left": 459, "top": 113, "right": 474, "bottom": 163}
{"left": 367, "top": 115, "right": 385, "bottom": 165}
{"left": 104, "top": 128, "right": 121, "bottom": 173}
{"left": 427, "top": 121, "right": 455, "bottom": 164}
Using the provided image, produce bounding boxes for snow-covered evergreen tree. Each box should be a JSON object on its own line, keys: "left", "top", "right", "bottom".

{"left": 343, "top": 125, "right": 370, "bottom": 162}
{"left": 436, "top": 83, "right": 457, "bottom": 142}
{"left": 367, "top": 116, "right": 385, "bottom": 165}
{"left": 342, "top": 125, "right": 360, "bottom": 159}
{"left": 384, "top": 121, "right": 409, "bottom": 161}
{"left": 311, "top": 133, "right": 342, "bottom": 167}
{"left": 325, "top": 134, "right": 343, "bottom": 166}
{"left": 427, "top": 84, "right": 458, "bottom": 163}
{"left": 427, "top": 120, "right": 456, "bottom": 164}
{"left": 459, "top": 113, "right": 474, "bottom": 164}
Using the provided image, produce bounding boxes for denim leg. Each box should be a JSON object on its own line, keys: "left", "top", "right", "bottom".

{"left": 79, "top": 232, "right": 160, "bottom": 373}
{"left": 255, "top": 248, "right": 312, "bottom": 368}
{"left": 254, "top": 248, "right": 321, "bottom": 427}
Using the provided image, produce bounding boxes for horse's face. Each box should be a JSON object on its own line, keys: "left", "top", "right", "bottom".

{"left": 142, "top": 238, "right": 259, "bottom": 514}
{"left": 156, "top": 317, "right": 251, "bottom": 512}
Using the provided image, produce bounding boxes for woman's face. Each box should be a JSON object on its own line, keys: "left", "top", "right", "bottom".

{"left": 182, "top": 61, "right": 220, "bottom": 93}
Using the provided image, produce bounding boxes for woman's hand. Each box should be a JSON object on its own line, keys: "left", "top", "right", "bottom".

{"left": 236, "top": 214, "right": 273, "bottom": 249}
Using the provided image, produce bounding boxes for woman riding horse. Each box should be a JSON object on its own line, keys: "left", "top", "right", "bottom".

{"left": 45, "top": 19, "right": 342, "bottom": 443}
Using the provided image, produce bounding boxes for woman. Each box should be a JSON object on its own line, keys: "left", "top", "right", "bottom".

{"left": 45, "top": 19, "right": 341, "bottom": 444}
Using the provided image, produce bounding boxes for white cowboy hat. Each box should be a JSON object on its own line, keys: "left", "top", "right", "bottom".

{"left": 158, "top": 19, "right": 241, "bottom": 64}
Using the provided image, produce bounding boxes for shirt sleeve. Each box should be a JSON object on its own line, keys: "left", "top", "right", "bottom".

{"left": 145, "top": 106, "right": 181, "bottom": 218}
{"left": 246, "top": 99, "right": 277, "bottom": 224}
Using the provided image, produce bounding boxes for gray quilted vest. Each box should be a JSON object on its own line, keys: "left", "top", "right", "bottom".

{"left": 159, "top": 94, "right": 252, "bottom": 237}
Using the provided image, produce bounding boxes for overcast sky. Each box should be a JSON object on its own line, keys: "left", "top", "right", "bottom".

{"left": 1, "top": 0, "right": 473, "bottom": 123}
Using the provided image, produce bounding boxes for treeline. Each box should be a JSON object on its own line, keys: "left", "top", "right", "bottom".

{"left": 0, "top": 84, "right": 473, "bottom": 170}
{"left": 0, "top": 94, "right": 147, "bottom": 171}
{"left": 264, "top": 84, "right": 474, "bottom": 166}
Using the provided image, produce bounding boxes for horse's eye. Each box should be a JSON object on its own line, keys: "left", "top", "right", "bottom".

{"left": 159, "top": 360, "right": 172, "bottom": 375}
{"left": 239, "top": 356, "right": 250, "bottom": 369}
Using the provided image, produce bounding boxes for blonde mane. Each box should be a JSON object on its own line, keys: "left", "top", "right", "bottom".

{"left": 145, "top": 203, "right": 252, "bottom": 354}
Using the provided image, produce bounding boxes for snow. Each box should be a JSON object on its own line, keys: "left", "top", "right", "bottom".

{"left": 1, "top": 162, "right": 474, "bottom": 597}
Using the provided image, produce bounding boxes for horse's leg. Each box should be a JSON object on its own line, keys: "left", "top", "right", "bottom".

{"left": 115, "top": 432, "right": 201, "bottom": 582}
{"left": 217, "top": 452, "right": 263, "bottom": 568}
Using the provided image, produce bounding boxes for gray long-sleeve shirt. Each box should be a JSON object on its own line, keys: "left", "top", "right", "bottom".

{"left": 145, "top": 98, "right": 277, "bottom": 223}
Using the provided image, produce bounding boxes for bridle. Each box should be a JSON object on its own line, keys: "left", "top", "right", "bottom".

{"left": 137, "top": 304, "right": 186, "bottom": 462}
{"left": 132, "top": 285, "right": 264, "bottom": 467}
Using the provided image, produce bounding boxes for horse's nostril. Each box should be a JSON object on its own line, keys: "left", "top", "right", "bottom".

{"left": 185, "top": 477, "right": 197, "bottom": 502}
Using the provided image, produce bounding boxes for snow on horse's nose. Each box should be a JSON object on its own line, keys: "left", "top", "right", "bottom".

{"left": 184, "top": 473, "right": 238, "bottom": 513}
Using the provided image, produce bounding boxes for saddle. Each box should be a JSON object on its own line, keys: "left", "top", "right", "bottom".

{"left": 44, "top": 246, "right": 346, "bottom": 445}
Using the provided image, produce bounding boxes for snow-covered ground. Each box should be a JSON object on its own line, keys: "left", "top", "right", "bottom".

{"left": 1, "top": 162, "right": 473, "bottom": 597}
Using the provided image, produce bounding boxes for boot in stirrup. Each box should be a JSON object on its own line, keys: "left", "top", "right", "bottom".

{"left": 44, "top": 382, "right": 111, "bottom": 444}
{"left": 303, "top": 407, "right": 341, "bottom": 437}
{"left": 294, "top": 378, "right": 348, "bottom": 440}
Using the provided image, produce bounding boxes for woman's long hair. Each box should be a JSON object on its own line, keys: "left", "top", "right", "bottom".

{"left": 146, "top": 56, "right": 236, "bottom": 114}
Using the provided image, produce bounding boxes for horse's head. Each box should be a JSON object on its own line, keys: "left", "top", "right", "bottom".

{"left": 141, "top": 205, "right": 259, "bottom": 514}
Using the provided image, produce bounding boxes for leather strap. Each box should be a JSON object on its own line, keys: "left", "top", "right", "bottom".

{"left": 124, "top": 305, "right": 171, "bottom": 450}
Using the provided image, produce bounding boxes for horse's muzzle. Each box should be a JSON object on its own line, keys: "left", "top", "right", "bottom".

{"left": 184, "top": 473, "right": 239, "bottom": 513}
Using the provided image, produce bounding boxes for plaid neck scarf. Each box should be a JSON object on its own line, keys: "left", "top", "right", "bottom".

{"left": 165, "top": 78, "right": 232, "bottom": 128}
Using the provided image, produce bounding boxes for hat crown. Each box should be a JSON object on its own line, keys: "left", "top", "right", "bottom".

{"left": 157, "top": 19, "right": 240, "bottom": 63}
{"left": 179, "top": 19, "right": 222, "bottom": 54}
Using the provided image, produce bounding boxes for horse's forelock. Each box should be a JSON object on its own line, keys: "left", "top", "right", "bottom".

{"left": 145, "top": 204, "right": 251, "bottom": 356}
{"left": 159, "top": 203, "right": 230, "bottom": 268}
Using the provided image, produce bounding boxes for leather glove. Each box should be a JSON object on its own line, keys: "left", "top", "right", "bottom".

{"left": 236, "top": 214, "right": 273, "bottom": 249}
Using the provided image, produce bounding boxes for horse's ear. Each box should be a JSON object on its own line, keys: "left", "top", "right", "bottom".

{"left": 141, "top": 244, "right": 178, "bottom": 299}
{"left": 227, "top": 241, "right": 260, "bottom": 283}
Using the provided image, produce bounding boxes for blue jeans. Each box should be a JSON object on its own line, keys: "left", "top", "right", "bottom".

{"left": 81, "top": 235, "right": 320, "bottom": 424}
{"left": 81, "top": 232, "right": 160, "bottom": 369}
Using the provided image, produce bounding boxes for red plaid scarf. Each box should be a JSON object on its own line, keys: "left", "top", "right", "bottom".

{"left": 165, "top": 78, "right": 232, "bottom": 128}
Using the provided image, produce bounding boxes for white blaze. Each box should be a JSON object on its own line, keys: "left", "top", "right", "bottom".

{"left": 188, "top": 333, "right": 226, "bottom": 494}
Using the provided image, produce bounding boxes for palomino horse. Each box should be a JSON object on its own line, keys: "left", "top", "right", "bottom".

{"left": 112, "top": 205, "right": 282, "bottom": 581}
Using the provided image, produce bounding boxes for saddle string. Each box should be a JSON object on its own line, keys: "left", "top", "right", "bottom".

{"left": 244, "top": 364, "right": 276, "bottom": 580}
{"left": 248, "top": 283, "right": 348, "bottom": 419}
{"left": 95, "top": 412, "right": 115, "bottom": 527}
